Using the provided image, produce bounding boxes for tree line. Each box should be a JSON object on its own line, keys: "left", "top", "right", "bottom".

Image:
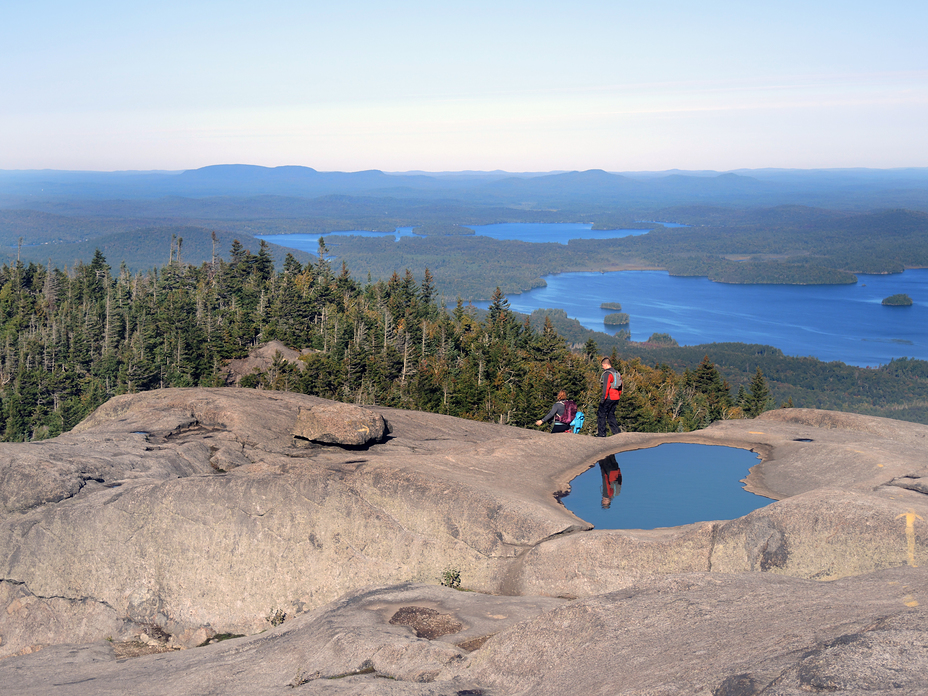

{"left": 0, "top": 239, "right": 772, "bottom": 441}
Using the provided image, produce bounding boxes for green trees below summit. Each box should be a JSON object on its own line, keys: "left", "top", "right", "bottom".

{"left": 0, "top": 244, "right": 768, "bottom": 442}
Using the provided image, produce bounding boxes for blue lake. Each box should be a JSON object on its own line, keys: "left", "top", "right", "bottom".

{"left": 562, "top": 444, "right": 769, "bottom": 529}
{"left": 476, "top": 270, "right": 928, "bottom": 367}
{"left": 257, "top": 222, "right": 650, "bottom": 248}
{"left": 259, "top": 222, "right": 927, "bottom": 367}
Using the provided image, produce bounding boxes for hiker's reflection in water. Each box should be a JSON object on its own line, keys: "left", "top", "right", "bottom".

{"left": 599, "top": 454, "right": 622, "bottom": 509}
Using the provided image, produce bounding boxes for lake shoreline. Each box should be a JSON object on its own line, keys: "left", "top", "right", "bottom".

{"left": 478, "top": 268, "right": 928, "bottom": 367}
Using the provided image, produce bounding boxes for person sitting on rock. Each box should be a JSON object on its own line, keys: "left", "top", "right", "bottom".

{"left": 536, "top": 390, "right": 576, "bottom": 433}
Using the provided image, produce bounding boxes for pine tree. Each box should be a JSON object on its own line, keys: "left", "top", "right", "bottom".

{"left": 689, "top": 355, "right": 733, "bottom": 422}
{"left": 745, "top": 367, "right": 771, "bottom": 418}
{"left": 584, "top": 337, "right": 598, "bottom": 361}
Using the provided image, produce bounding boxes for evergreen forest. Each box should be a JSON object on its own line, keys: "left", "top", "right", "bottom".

{"left": 0, "top": 240, "right": 771, "bottom": 442}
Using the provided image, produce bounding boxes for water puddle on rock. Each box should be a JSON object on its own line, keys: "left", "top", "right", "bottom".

{"left": 561, "top": 443, "right": 772, "bottom": 529}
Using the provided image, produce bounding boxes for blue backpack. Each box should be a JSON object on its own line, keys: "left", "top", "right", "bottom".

{"left": 570, "top": 410, "right": 585, "bottom": 433}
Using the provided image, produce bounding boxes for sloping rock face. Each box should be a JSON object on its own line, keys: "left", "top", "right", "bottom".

{"left": 2, "top": 392, "right": 928, "bottom": 694}
{"left": 0, "top": 388, "right": 593, "bottom": 658}
{"left": 1, "top": 571, "right": 925, "bottom": 695}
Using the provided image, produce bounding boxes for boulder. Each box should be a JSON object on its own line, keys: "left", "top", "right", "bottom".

{"left": 292, "top": 402, "right": 387, "bottom": 446}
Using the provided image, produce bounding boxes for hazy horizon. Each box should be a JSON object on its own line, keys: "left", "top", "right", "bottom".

{"left": 3, "top": 164, "right": 928, "bottom": 176}
{"left": 3, "top": 1, "right": 925, "bottom": 173}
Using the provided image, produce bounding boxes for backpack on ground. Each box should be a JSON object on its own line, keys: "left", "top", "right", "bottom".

{"left": 558, "top": 399, "right": 578, "bottom": 424}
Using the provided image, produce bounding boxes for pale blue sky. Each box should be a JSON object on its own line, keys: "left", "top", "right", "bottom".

{"left": 2, "top": 1, "right": 926, "bottom": 171}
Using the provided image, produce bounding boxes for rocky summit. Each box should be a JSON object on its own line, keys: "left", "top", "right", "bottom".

{"left": 1, "top": 388, "right": 926, "bottom": 695}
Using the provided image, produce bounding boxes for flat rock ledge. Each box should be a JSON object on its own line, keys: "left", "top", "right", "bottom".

{"left": 1, "top": 391, "right": 927, "bottom": 694}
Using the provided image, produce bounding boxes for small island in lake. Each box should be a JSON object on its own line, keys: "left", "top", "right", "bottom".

{"left": 882, "top": 293, "right": 913, "bottom": 306}
{"left": 603, "top": 312, "right": 630, "bottom": 325}
{"left": 601, "top": 302, "right": 623, "bottom": 310}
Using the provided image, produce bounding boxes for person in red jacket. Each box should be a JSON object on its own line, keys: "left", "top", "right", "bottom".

{"left": 597, "top": 357, "right": 623, "bottom": 437}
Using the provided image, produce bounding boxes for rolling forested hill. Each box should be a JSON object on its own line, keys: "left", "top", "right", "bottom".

{"left": 1, "top": 165, "right": 927, "bottom": 433}
{"left": 4, "top": 200, "right": 928, "bottom": 299}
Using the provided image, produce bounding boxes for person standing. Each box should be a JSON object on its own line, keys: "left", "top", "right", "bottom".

{"left": 597, "top": 358, "right": 622, "bottom": 437}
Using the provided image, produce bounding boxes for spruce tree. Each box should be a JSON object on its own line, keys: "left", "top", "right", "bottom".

{"left": 745, "top": 367, "right": 771, "bottom": 418}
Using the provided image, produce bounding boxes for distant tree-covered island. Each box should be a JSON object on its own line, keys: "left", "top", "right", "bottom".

{"left": 603, "top": 312, "right": 630, "bottom": 325}
{"left": 601, "top": 302, "right": 622, "bottom": 310}
{"left": 882, "top": 293, "right": 913, "bottom": 306}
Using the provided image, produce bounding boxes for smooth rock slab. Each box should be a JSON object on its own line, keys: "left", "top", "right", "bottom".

{"left": 0, "top": 583, "right": 565, "bottom": 695}
{"left": 0, "top": 388, "right": 587, "bottom": 658}
{"left": 293, "top": 402, "right": 387, "bottom": 446}
{"left": 4, "top": 388, "right": 928, "bottom": 672}
{"left": 2, "top": 570, "right": 927, "bottom": 696}
{"left": 448, "top": 566, "right": 928, "bottom": 696}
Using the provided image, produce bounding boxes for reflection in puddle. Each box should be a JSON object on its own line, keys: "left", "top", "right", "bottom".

{"left": 562, "top": 443, "right": 771, "bottom": 530}
{"left": 599, "top": 454, "right": 623, "bottom": 509}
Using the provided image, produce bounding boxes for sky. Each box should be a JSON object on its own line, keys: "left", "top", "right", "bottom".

{"left": 2, "top": 0, "right": 926, "bottom": 172}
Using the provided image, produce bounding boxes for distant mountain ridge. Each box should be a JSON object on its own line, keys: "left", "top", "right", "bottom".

{"left": 3, "top": 165, "right": 928, "bottom": 211}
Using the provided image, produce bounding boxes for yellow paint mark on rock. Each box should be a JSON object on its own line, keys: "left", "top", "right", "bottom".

{"left": 878, "top": 464, "right": 884, "bottom": 468}
{"left": 896, "top": 510, "right": 924, "bottom": 567}
{"left": 904, "top": 595, "right": 919, "bottom": 607}
{"left": 748, "top": 431, "right": 765, "bottom": 434}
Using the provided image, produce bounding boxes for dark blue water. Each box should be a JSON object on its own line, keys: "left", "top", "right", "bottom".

{"left": 562, "top": 444, "right": 768, "bottom": 529}
{"left": 477, "top": 269, "right": 928, "bottom": 367}
{"left": 257, "top": 222, "right": 650, "bottom": 250}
